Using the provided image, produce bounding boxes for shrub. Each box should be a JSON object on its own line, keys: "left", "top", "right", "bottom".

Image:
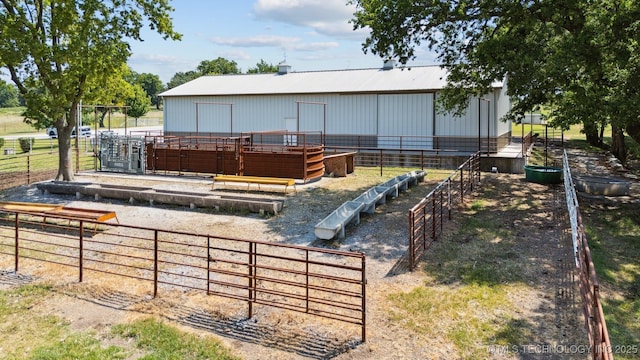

{"left": 18, "top": 137, "right": 34, "bottom": 153}
{"left": 0, "top": 137, "right": 4, "bottom": 149}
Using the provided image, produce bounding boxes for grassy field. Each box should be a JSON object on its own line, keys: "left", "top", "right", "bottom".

{"left": 0, "top": 107, "right": 163, "bottom": 137}
{"left": 512, "top": 122, "right": 585, "bottom": 140}
{"left": 0, "top": 285, "right": 239, "bottom": 360}
{"left": 582, "top": 202, "right": 640, "bottom": 360}
{"left": 0, "top": 107, "right": 36, "bottom": 136}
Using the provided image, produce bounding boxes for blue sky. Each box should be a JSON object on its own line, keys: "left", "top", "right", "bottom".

{"left": 128, "top": 0, "right": 438, "bottom": 83}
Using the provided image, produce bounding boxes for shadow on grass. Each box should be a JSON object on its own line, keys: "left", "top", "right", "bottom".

{"left": 68, "top": 285, "right": 360, "bottom": 360}
{"left": 580, "top": 200, "right": 640, "bottom": 353}
{"left": 386, "top": 172, "right": 591, "bottom": 357}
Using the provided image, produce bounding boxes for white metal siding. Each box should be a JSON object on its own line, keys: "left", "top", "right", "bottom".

{"left": 163, "top": 89, "right": 508, "bottom": 143}
{"left": 495, "top": 86, "right": 512, "bottom": 136}
{"left": 377, "top": 94, "right": 433, "bottom": 135}
{"left": 326, "top": 95, "right": 377, "bottom": 135}
{"left": 435, "top": 96, "right": 478, "bottom": 137}
{"left": 377, "top": 93, "right": 434, "bottom": 148}
{"left": 164, "top": 94, "right": 380, "bottom": 135}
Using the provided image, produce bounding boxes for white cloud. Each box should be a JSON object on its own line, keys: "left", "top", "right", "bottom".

{"left": 291, "top": 42, "right": 339, "bottom": 52}
{"left": 218, "top": 49, "right": 251, "bottom": 61}
{"left": 210, "top": 35, "right": 301, "bottom": 48}
{"left": 210, "top": 35, "right": 338, "bottom": 53}
{"left": 253, "top": 0, "right": 365, "bottom": 39}
{"left": 129, "top": 53, "right": 189, "bottom": 66}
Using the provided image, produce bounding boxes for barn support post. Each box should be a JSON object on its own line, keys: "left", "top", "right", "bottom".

{"left": 323, "top": 103, "right": 326, "bottom": 145}
{"left": 478, "top": 98, "right": 481, "bottom": 153}
{"left": 195, "top": 102, "right": 199, "bottom": 136}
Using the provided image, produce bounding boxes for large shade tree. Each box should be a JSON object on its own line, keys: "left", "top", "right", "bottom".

{"left": 0, "top": 0, "right": 180, "bottom": 180}
{"left": 131, "top": 71, "right": 164, "bottom": 110}
{"left": 350, "top": 0, "right": 640, "bottom": 162}
{"left": 83, "top": 63, "right": 136, "bottom": 129}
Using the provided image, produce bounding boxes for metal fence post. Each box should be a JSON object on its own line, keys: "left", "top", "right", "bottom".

{"left": 14, "top": 213, "right": 19, "bottom": 272}
{"left": 408, "top": 212, "right": 414, "bottom": 271}
{"left": 447, "top": 179, "right": 452, "bottom": 220}
{"left": 431, "top": 196, "right": 436, "bottom": 241}
{"left": 248, "top": 242, "right": 255, "bottom": 318}
{"left": 460, "top": 168, "right": 464, "bottom": 203}
{"left": 207, "top": 236, "right": 210, "bottom": 294}
{"left": 154, "top": 230, "right": 158, "bottom": 297}
{"left": 305, "top": 249, "right": 310, "bottom": 313}
{"left": 361, "top": 255, "right": 366, "bottom": 343}
{"left": 79, "top": 220, "right": 84, "bottom": 282}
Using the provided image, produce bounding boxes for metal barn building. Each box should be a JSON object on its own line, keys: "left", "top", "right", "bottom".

{"left": 159, "top": 62, "right": 512, "bottom": 153}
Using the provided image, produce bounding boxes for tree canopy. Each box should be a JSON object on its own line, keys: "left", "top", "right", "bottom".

{"left": 166, "top": 57, "right": 241, "bottom": 90}
{"left": 0, "top": 79, "right": 19, "bottom": 107}
{"left": 133, "top": 72, "right": 164, "bottom": 110}
{"left": 247, "top": 59, "right": 279, "bottom": 74}
{"left": 350, "top": 0, "right": 640, "bottom": 161}
{"left": 0, "top": 0, "right": 180, "bottom": 180}
{"left": 125, "top": 84, "right": 151, "bottom": 123}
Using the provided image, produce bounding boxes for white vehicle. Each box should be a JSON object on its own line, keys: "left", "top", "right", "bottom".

{"left": 46, "top": 125, "right": 92, "bottom": 138}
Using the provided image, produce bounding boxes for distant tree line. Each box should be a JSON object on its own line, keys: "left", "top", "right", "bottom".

{"left": 165, "top": 57, "right": 279, "bottom": 90}
{"left": 1, "top": 57, "right": 279, "bottom": 111}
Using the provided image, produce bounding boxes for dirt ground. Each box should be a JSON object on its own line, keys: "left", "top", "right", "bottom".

{"left": 1, "top": 145, "right": 637, "bottom": 360}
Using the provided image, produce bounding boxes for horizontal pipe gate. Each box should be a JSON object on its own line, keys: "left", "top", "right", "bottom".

{"left": 0, "top": 210, "right": 366, "bottom": 342}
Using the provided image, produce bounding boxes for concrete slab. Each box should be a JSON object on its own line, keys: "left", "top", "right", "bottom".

{"left": 36, "top": 181, "right": 284, "bottom": 214}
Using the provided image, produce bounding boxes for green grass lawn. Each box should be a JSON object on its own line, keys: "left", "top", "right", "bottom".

{"left": 0, "top": 107, "right": 37, "bottom": 136}
{"left": 0, "top": 285, "right": 239, "bottom": 360}
{"left": 0, "top": 107, "right": 163, "bottom": 137}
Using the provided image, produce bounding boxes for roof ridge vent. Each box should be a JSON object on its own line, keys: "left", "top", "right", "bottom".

{"left": 382, "top": 59, "right": 395, "bottom": 70}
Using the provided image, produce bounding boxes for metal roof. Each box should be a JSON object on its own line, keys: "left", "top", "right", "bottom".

{"left": 160, "top": 65, "right": 505, "bottom": 97}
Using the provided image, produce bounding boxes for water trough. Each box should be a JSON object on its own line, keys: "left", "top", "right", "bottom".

{"left": 314, "top": 170, "right": 426, "bottom": 240}
{"left": 572, "top": 174, "right": 631, "bottom": 196}
{"left": 524, "top": 165, "right": 563, "bottom": 184}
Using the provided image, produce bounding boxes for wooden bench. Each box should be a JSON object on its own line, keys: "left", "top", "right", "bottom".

{"left": 213, "top": 175, "right": 296, "bottom": 194}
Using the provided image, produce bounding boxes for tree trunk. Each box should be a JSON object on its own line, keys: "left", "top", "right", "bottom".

{"left": 610, "top": 123, "right": 627, "bottom": 164}
{"left": 583, "top": 120, "right": 602, "bottom": 147}
{"left": 55, "top": 129, "right": 75, "bottom": 181}
{"left": 626, "top": 122, "right": 640, "bottom": 147}
{"left": 99, "top": 110, "right": 107, "bottom": 128}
